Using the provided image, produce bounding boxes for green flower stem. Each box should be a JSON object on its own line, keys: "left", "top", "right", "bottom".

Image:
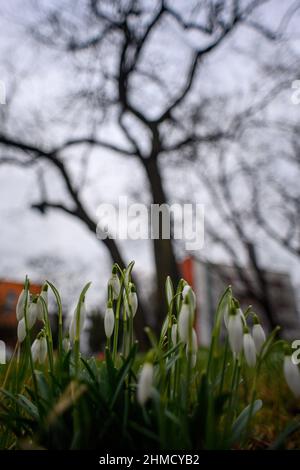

{"left": 112, "top": 285, "right": 123, "bottom": 363}
{"left": 39, "top": 296, "right": 54, "bottom": 377}
{"left": 219, "top": 336, "right": 229, "bottom": 395}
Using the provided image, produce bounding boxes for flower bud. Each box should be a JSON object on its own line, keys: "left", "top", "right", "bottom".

{"left": 63, "top": 337, "right": 71, "bottom": 353}
{"left": 252, "top": 323, "right": 266, "bottom": 354}
{"left": 243, "top": 331, "right": 256, "bottom": 367}
{"left": 104, "top": 305, "right": 115, "bottom": 338}
{"left": 178, "top": 301, "right": 194, "bottom": 344}
{"left": 31, "top": 336, "right": 47, "bottom": 364}
{"left": 37, "top": 285, "right": 48, "bottom": 321}
{"left": 31, "top": 339, "right": 40, "bottom": 362}
{"left": 109, "top": 272, "right": 121, "bottom": 300}
{"left": 283, "top": 355, "right": 300, "bottom": 398}
{"left": 171, "top": 324, "right": 178, "bottom": 345}
{"left": 16, "top": 289, "right": 28, "bottom": 321}
{"left": 17, "top": 318, "right": 26, "bottom": 343}
{"left": 124, "top": 284, "right": 138, "bottom": 318}
{"left": 182, "top": 284, "right": 196, "bottom": 312}
{"left": 28, "top": 301, "right": 38, "bottom": 329}
{"left": 39, "top": 336, "right": 47, "bottom": 363}
{"left": 228, "top": 310, "right": 243, "bottom": 355}
{"left": 137, "top": 362, "right": 154, "bottom": 406}
{"left": 186, "top": 328, "right": 198, "bottom": 367}
{"left": 165, "top": 276, "right": 174, "bottom": 307}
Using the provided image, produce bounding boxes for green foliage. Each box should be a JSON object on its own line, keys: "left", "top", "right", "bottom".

{"left": 0, "top": 263, "right": 298, "bottom": 450}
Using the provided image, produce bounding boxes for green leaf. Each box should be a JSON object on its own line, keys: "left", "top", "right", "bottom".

{"left": 269, "top": 420, "right": 300, "bottom": 449}
{"left": 228, "top": 399, "right": 263, "bottom": 447}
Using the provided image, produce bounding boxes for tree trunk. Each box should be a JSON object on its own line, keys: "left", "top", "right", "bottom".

{"left": 143, "top": 156, "right": 181, "bottom": 330}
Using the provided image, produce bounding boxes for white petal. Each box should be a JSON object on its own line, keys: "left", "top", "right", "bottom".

{"left": 109, "top": 275, "right": 121, "bottom": 300}
{"left": 16, "top": 289, "right": 27, "bottom": 321}
{"left": 31, "top": 339, "right": 40, "bottom": 362}
{"left": 228, "top": 314, "right": 243, "bottom": 354}
{"left": 182, "top": 285, "right": 196, "bottom": 312}
{"left": 171, "top": 324, "right": 178, "bottom": 345}
{"left": 27, "top": 303, "right": 38, "bottom": 329}
{"left": 38, "top": 337, "right": 48, "bottom": 363}
{"left": 178, "top": 305, "right": 191, "bottom": 343}
{"left": 63, "top": 338, "right": 71, "bottom": 352}
{"left": 284, "top": 356, "right": 300, "bottom": 398}
{"left": 17, "top": 318, "right": 26, "bottom": 343}
{"left": 104, "top": 307, "right": 115, "bottom": 338}
{"left": 129, "top": 292, "right": 138, "bottom": 317}
{"left": 252, "top": 324, "right": 266, "bottom": 353}
{"left": 137, "top": 363, "right": 153, "bottom": 406}
{"left": 243, "top": 333, "right": 256, "bottom": 367}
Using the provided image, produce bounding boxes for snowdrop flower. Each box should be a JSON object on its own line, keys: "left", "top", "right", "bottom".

{"left": 39, "top": 336, "right": 47, "bottom": 363}
{"left": 186, "top": 328, "right": 198, "bottom": 368}
{"left": 165, "top": 276, "right": 174, "bottom": 307}
{"left": 31, "top": 339, "right": 40, "bottom": 362}
{"left": 109, "top": 269, "right": 121, "bottom": 300}
{"left": 104, "top": 303, "right": 115, "bottom": 338}
{"left": 124, "top": 284, "right": 138, "bottom": 318}
{"left": 283, "top": 354, "right": 300, "bottom": 398}
{"left": 17, "top": 318, "right": 26, "bottom": 343}
{"left": 252, "top": 318, "right": 266, "bottom": 354}
{"left": 69, "top": 299, "right": 86, "bottom": 343}
{"left": 31, "top": 336, "right": 47, "bottom": 364}
{"left": 228, "top": 309, "right": 243, "bottom": 355}
{"left": 187, "top": 328, "right": 198, "bottom": 354}
{"left": 224, "top": 305, "right": 229, "bottom": 329}
{"left": 137, "top": 362, "right": 154, "bottom": 406}
{"left": 28, "top": 301, "right": 38, "bottom": 329}
{"left": 178, "top": 300, "right": 194, "bottom": 344}
{"left": 37, "top": 285, "right": 48, "bottom": 321}
{"left": 171, "top": 324, "right": 178, "bottom": 345}
{"left": 16, "top": 289, "right": 28, "bottom": 321}
{"left": 243, "top": 329, "right": 256, "bottom": 367}
{"left": 182, "top": 284, "right": 196, "bottom": 312}
{"left": 63, "top": 337, "right": 71, "bottom": 353}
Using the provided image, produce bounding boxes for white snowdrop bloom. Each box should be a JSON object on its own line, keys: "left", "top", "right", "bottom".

{"left": 0, "top": 340, "right": 5, "bottom": 365}
{"left": 39, "top": 336, "right": 47, "bottom": 364}
{"left": 171, "top": 324, "right": 178, "bottom": 345}
{"left": 182, "top": 285, "right": 196, "bottom": 312}
{"left": 124, "top": 285, "right": 138, "bottom": 318}
{"left": 109, "top": 274, "right": 121, "bottom": 300}
{"left": 191, "top": 353, "right": 197, "bottom": 368}
{"left": 187, "top": 328, "right": 197, "bottom": 354}
{"left": 27, "top": 302, "right": 38, "bottom": 329}
{"left": 69, "top": 300, "right": 86, "bottom": 343}
{"left": 16, "top": 289, "right": 28, "bottom": 321}
{"left": 228, "top": 310, "right": 243, "bottom": 355}
{"left": 224, "top": 306, "right": 229, "bottom": 329}
{"left": 252, "top": 323, "right": 266, "bottom": 354}
{"left": 165, "top": 276, "right": 174, "bottom": 307}
{"left": 137, "top": 363, "right": 154, "bottom": 406}
{"left": 178, "top": 302, "right": 193, "bottom": 344}
{"left": 283, "top": 355, "right": 300, "bottom": 398}
{"left": 63, "top": 337, "right": 71, "bottom": 353}
{"left": 243, "top": 332, "right": 257, "bottom": 367}
{"left": 31, "top": 339, "right": 40, "bottom": 362}
{"left": 186, "top": 329, "right": 198, "bottom": 367}
{"left": 17, "top": 318, "right": 26, "bottom": 343}
{"left": 104, "top": 306, "right": 115, "bottom": 338}
{"left": 31, "top": 337, "right": 47, "bottom": 364}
